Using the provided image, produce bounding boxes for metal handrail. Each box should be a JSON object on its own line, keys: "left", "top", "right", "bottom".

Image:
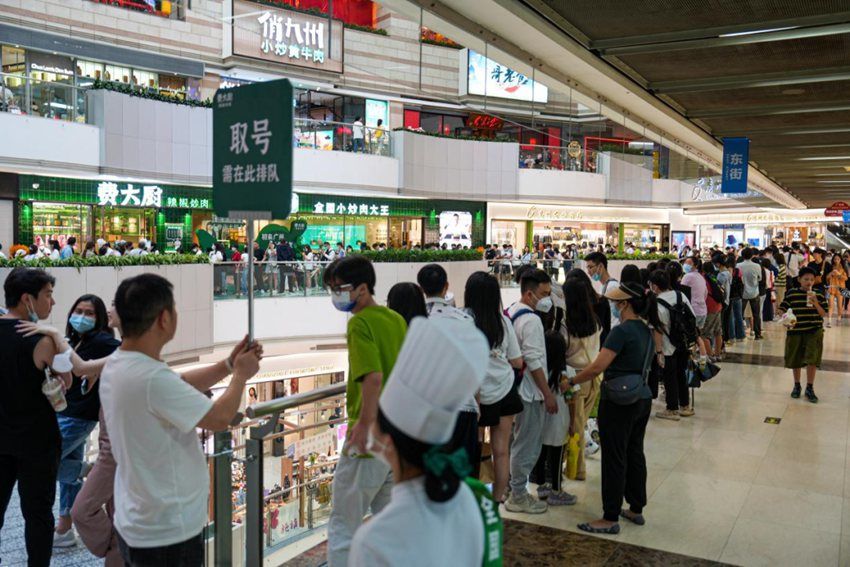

{"left": 294, "top": 116, "right": 391, "bottom": 136}
{"left": 246, "top": 382, "right": 347, "bottom": 419}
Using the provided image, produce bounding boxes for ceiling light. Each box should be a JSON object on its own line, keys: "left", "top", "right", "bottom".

{"left": 719, "top": 26, "right": 797, "bottom": 38}
{"left": 797, "top": 156, "right": 850, "bottom": 161}
{"left": 816, "top": 180, "right": 850, "bottom": 184}
{"left": 844, "top": 166, "right": 850, "bottom": 172}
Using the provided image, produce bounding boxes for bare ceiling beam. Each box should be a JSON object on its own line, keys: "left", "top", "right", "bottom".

{"left": 651, "top": 66, "right": 850, "bottom": 93}
{"left": 590, "top": 11, "right": 850, "bottom": 50}
{"left": 688, "top": 101, "right": 850, "bottom": 119}
{"left": 599, "top": 22, "right": 850, "bottom": 56}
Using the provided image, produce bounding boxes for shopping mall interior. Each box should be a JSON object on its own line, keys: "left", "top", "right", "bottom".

{"left": 1, "top": 1, "right": 850, "bottom": 566}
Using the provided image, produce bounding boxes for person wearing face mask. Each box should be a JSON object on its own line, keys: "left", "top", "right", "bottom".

{"left": 563, "top": 281, "right": 663, "bottom": 535}
{"left": 322, "top": 256, "right": 407, "bottom": 566}
{"left": 504, "top": 268, "right": 558, "bottom": 514}
{"left": 349, "top": 316, "right": 497, "bottom": 566}
{"left": 53, "top": 295, "right": 121, "bottom": 548}
{"left": 1, "top": 269, "right": 113, "bottom": 566}
{"left": 584, "top": 252, "right": 619, "bottom": 326}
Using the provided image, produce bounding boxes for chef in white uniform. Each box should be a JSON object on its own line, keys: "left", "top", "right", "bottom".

{"left": 349, "top": 316, "right": 502, "bottom": 567}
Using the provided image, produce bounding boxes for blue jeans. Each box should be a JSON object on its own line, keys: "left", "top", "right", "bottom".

{"left": 352, "top": 138, "right": 364, "bottom": 152}
{"left": 728, "top": 298, "right": 745, "bottom": 340}
{"left": 57, "top": 415, "right": 97, "bottom": 516}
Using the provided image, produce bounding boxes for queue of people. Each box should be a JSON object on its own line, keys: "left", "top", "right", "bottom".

{"left": 0, "top": 238, "right": 843, "bottom": 566}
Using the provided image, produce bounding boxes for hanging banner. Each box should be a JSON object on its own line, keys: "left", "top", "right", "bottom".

{"left": 721, "top": 137, "right": 749, "bottom": 194}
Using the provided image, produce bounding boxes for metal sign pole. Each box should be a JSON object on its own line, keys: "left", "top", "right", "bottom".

{"left": 246, "top": 219, "right": 255, "bottom": 342}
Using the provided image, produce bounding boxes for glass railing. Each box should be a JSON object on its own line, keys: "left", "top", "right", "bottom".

{"left": 294, "top": 117, "right": 392, "bottom": 157}
{"left": 517, "top": 145, "right": 587, "bottom": 172}
{"left": 88, "top": 0, "right": 187, "bottom": 20}
{"left": 0, "top": 71, "right": 87, "bottom": 123}
{"left": 213, "top": 261, "right": 331, "bottom": 299}
{"left": 486, "top": 258, "right": 578, "bottom": 287}
{"left": 208, "top": 382, "right": 347, "bottom": 564}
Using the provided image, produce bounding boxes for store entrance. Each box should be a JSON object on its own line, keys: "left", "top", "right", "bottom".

{"left": 96, "top": 207, "right": 155, "bottom": 244}
{"left": 389, "top": 218, "right": 422, "bottom": 248}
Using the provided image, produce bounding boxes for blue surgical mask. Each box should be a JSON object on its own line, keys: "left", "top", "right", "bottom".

{"left": 683, "top": 264, "right": 693, "bottom": 274}
{"left": 26, "top": 299, "right": 39, "bottom": 323}
{"left": 591, "top": 273, "right": 602, "bottom": 282}
{"left": 70, "top": 314, "right": 96, "bottom": 334}
{"left": 611, "top": 303, "right": 621, "bottom": 320}
{"left": 331, "top": 289, "right": 357, "bottom": 312}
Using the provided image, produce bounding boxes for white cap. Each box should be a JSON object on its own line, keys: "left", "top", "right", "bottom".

{"left": 379, "top": 317, "right": 489, "bottom": 445}
{"left": 96, "top": 238, "right": 106, "bottom": 247}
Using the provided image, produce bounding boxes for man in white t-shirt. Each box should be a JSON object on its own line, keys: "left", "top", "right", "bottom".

{"left": 352, "top": 116, "right": 364, "bottom": 152}
{"left": 100, "top": 274, "right": 262, "bottom": 564}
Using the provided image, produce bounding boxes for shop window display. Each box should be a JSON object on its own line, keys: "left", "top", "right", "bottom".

{"left": 31, "top": 203, "right": 91, "bottom": 248}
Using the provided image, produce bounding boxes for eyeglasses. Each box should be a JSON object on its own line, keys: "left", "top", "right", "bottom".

{"left": 328, "top": 283, "right": 353, "bottom": 294}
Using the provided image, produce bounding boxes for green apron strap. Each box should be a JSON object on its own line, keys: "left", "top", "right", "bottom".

{"left": 464, "top": 477, "right": 503, "bottom": 567}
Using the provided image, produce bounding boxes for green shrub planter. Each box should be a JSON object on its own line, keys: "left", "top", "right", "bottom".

{"left": 0, "top": 254, "right": 211, "bottom": 270}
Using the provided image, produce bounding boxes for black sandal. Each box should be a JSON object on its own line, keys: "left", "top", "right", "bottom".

{"left": 620, "top": 510, "right": 645, "bottom": 525}
{"left": 577, "top": 522, "right": 620, "bottom": 534}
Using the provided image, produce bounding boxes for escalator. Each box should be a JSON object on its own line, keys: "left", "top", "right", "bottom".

{"left": 826, "top": 223, "right": 850, "bottom": 250}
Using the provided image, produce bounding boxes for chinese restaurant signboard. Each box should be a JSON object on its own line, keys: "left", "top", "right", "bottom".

{"left": 232, "top": 0, "right": 344, "bottom": 74}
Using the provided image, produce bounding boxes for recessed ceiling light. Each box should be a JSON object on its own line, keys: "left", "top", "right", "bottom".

{"left": 844, "top": 166, "right": 850, "bottom": 172}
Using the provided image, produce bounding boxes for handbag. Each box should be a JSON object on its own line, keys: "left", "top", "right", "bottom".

{"left": 601, "top": 335, "right": 654, "bottom": 406}
{"left": 686, "top": 357, "right": 721, "bottom": 387}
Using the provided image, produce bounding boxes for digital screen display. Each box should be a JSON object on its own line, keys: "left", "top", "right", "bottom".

{"left": 439, "top": 211, "right": 472, "bottom": 248}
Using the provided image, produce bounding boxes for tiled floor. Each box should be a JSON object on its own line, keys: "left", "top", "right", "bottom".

{"left": 3, "top": 319, "right": 849, "bottom": 566}
{"left": 502, "top": 318, "right": 850, "bottom": 567}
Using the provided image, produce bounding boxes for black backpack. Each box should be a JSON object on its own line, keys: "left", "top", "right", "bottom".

{"left": 657, "top": 291, "right": 697, "bottom": 352}
{"left": 730, "top": 268, "right": 744, "bottom": 299}
{"left": 705, "top": 274, "right": 725, "bottom": 304}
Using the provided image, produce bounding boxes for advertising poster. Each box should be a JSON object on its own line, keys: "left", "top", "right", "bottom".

{"left": 365, "top": 99, "right": 388, "bottom": 129}
{"left": 671, "top": 231, "right": 695, "bottom": 250}
{"left": 440, "top": 211, "right": 472, "bottom": 248}
{"left": 465, "top": 49, "right": 548, "bottom": 103}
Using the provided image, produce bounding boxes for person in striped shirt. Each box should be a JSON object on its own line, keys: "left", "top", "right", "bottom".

{"left": 777, "top": 267, "right": 827, "bottom": 403}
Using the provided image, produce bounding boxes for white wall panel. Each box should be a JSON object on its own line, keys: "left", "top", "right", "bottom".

{"left": 0, "top": 113, "right": 99, "bottom": 175}
{"left": 517, "top": 169, "right": 606, "bottom": 203}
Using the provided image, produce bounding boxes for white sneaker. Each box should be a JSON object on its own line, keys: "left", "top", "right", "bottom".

{"left": 585, "top": 438, "right": 600, "bottom": 457}
{"left": 505, "top": 492, "right": 548, "bottom": 514}
{"left": 53, "top": 529, "right": 76, "bottom": 548}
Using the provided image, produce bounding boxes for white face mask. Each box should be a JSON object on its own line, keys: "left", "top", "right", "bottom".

{"left": 534, "top": 294, "right": 553, "bottom": 313}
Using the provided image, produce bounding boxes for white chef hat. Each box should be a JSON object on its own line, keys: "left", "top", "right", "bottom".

{"left": 379, "top": 317, "right": 489, "bottom": 445}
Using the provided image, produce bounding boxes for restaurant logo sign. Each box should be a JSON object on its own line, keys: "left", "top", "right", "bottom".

{"left": 690, "top": 177, "right": 761, "bottom": 202}
{"left": 824, "top": 201, "right": 850, "bottom": 217}
{"left": 313, "top": 200, "right": 389, "bottom": 216}
{"left": 232, "top": 0, "right": 343, "bottom": 74}
{"left": 96, "top": 182, "right": 211, "bottom": 209}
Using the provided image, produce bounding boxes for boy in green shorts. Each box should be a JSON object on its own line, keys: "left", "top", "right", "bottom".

{"left": 776, "top": 266, "right": 827, "bottom": 403}
{"left": 323, "top": 255, "right": 407, "bottom": 566}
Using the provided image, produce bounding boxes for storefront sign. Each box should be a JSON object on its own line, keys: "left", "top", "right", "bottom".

{"left": 462, "top": 49, "right": 548, "bottom": 103}
{"left": 525, "top": 205, "right": 584, "bottom": 221}
{"left": 468, "top": 113, "right": 504, "bottom": 130}
{"left": 214, "top": 78, "right": 293, "bottom": 218}
{"left": 20, "top": 175, "right": 212, "bottom": 210}
{"left": 232, "top": 0, "right": 344, "bottom": 74}
{"left": 312, "top": 200, "right": 389, "bottom": 216}
{"left": 824, "top": 201, "right": 850, "bottom": 217}
{"left": 489, "top": 202, "right": 670, "bottom": 225}
{"left": 844, "top": 210, "right": 850, "bottom": 223}
{"left": 712, "top": 224, "right": 745, "bottom": 230}
{"left": 721, "top": 137, "right": 749, "bottom": 194}
{"left": 255, "top": 220, "right": 308, "bottom": 245}
{"left": 293, "top": 429, "right": 335, "bottom": 459}
{"left": 691, "top": 177, "right": 761, "bottom": 202}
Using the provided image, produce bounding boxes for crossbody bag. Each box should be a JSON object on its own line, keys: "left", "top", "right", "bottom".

{"left": 600, "top": 334, "right": 654, "bottom": 406}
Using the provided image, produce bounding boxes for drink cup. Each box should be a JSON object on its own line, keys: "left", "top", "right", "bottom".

{"left": 42, "top": 373, "right": 67, "bottom": 412}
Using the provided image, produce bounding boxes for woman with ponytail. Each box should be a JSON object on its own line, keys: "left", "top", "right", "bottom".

{"left": 350, "top": 317, "right": 502, "bottom": 566}
{"left": 561, "top": 281, "right": 661, "bottom": 535}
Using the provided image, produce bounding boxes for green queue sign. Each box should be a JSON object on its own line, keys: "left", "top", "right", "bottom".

{"left": 212, "top": 79, "right": 294, "bottom": 219}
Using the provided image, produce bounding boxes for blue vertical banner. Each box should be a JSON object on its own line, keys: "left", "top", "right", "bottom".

{"left": 721, "top": 137, "right": 749, "bottom": 194}
{"left": 843, "top": 210, "right": 850, "bottom": 224}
